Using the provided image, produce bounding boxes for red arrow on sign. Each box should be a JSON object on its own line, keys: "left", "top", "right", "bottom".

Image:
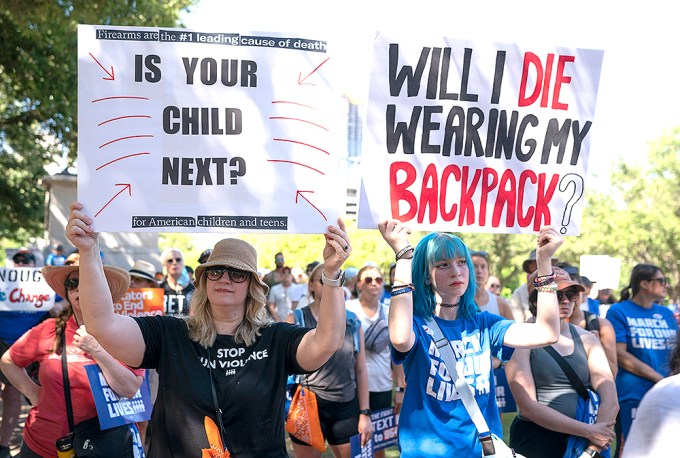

{"left": 296, "top": 190, "right": 327, "bottom": 221}
{"left": 89, "top": 52, "right": 115, "bottom": 81}
{"left": 95, "top": 183, "right": 131, "bottom": 217}
{"left": 298, "top": 58, "right": 330, "bottom": 86}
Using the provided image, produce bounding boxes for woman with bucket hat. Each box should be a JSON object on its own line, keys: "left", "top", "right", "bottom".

{"left": 65, "top": 202, "right": 352, "bottom": 457}
{"left": 0, "top": 263, "right": 145, "bottom": 457}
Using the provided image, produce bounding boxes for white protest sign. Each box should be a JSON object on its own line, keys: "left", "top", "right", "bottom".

{"left": 0, "top": 268, "right": 56, "bottom": 312}
{"left": 77, "top": 25, "right": 347, "bottom": 233}
{"left": 359, "top": 33, "right": 604, "bottom": 234}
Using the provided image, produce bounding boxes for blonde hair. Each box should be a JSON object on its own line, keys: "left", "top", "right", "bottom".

{"left": 186, "top": 273, "right": 272, "bottom": 347}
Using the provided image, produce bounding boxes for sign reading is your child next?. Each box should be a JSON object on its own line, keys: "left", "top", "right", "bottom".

{"left": 359, "top": 33, "right": 604, "bottom": 235}
{"left": 77, "top": 25, "right": 347, "bottom": 234}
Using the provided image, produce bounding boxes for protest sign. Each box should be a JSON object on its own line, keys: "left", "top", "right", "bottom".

{"left": 495, "top": 366, "right": 517, "bottom": 413}
{"left": 359, "top": 33, "right": 604, "bottom": 234}
{"left": 84, "top": 364, "right": 152, "bottom": 429}
{"left": 113, "top": 287, "right": 164, "bottom": 317}
{"left": 370, "top": 407, "right": 399, "bottom": 450}
{"left": 0, "top": 267, "right": 56, "bottom": 312}
{"left": 77, "top": 25, "right": 347, "bottom": 234}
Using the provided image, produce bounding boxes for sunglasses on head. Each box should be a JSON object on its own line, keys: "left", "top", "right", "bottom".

{"left": 470, "top": 250, "right": 489, "bottom": 258}
{"left": 362, "top": 276, "right": 384, "bottom": 285}
{"left": 556, "top": 289, "right": 580, "bottom": 302}
{"left": 206, "top": 267, "right": 249, "bottom": 283}
{"left": 166, "top": 257, "right": 183, "bottom": 264}
{"left": 64, "top": 278, "right": 79, "bottom": 290}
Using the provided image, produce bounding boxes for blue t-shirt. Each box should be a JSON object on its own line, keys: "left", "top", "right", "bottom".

{"left": 0, "top": 311, "right": 48, "bottom": 344}
{"left": 606, "top": 300, "right": 678, "bottom": 403}
{"left": 392, "top": 312, "right": 513, "bottom": 457}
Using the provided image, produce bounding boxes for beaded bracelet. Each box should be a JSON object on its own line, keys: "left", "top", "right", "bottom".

{"left": 533, "top": 272, "right": 556, "bottom": 288}
{"left": 396, "top": 245, "right": 414, "bottom": 261}
{"left": 536, "top": 283, "right": 558, "bottom": 293}
{"left": 391, "top": 285, "right": 415, "bottom": 297}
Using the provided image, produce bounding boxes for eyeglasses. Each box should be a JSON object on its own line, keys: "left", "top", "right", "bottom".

{"left": 556, "top": 289, "right": 580, "bottom": 302}
{"left": 362, "top": 276, "right": 384, "bottom": 285}
{"left": 651, "top": 277, "right": 669, "bottom": 287}
{"left": 64, "top": 278, "right": 80, "bottom": 290}
{"left": 166, "top": 257, "right": 183, "bottom": 264}
{"left": 206, "top": 267, "right": 249, "bottom": 283}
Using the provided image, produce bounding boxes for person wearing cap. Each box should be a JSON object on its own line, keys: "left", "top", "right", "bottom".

{"left": 198, "top": 248, "right": 213, "bottom": 265}
{"left": 506, "top": 267, "right": 618, "bottom": 458}
{"left": 579, "top": 276, "right": 601, "bottom": 317}
{"left": 64, "top": 201, "right": 352, "bottom": 457}
{"left": 0, "top": 263, "right": 144, "bottom": 458}
{"left": 0, "top": 250, "right": 47, "bottom": 458}
{"left": 378, "top": 220, "right": 564, "bottom": 457}
{"left": 45, "top": 244, "right": 66, "bottom": 267}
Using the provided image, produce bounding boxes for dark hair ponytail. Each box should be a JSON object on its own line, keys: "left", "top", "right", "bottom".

{"left": 621, "top": 264, "right": 662, "bottom": 301}
{"left": 51, "top": 304, "right": 73, "bottom": 354}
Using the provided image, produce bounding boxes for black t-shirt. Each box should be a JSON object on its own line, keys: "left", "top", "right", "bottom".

{"left": 160, "top": 281, "right": 195, "bottom": 315}
{"left": 132, "top": 315, "right": 310, "bottom": 457}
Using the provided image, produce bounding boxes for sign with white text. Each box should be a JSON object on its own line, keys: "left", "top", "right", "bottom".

{"left": 113, "top": 288, "right": 164, "bottom": 317}
{"left": 78, "top": 25, "right": 347, "bottom": 233}
{"left": 359, "top": 33, "right": 604, "bottom": 234}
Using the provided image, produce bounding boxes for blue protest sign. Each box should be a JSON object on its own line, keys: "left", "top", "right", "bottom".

{"left": 349, "top": 433, "right": 374, "bottom": 458}
{"left": 84, "top": 364, "right": 152, "bottom": 430}
{"left": 495, "top": 366, "right": 517, "bottom": 413}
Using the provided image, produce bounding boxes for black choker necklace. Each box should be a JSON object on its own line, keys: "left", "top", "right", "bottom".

{"left": 439, "top": 302, "right": 459, "bottom": 308}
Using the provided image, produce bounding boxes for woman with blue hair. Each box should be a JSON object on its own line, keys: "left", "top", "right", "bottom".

{"left": 378, "top": 220, "right": 564, "bottom": 457}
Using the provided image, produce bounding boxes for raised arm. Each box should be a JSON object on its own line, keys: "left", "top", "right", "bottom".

{"left": 66, "top": 202, "right": 146, "bottom": 367}
{"left": 295, "top": 219, "right": 350, "bottom": 371}
{"left": 503, "top": 226, "right": 562, "bottom": 348}
{"left": 378, "top": 220, "right": 415, "bottom": 353}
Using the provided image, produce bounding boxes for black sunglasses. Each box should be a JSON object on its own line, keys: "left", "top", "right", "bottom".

{"left": 64, "top": 278, "right": 79, "bottom": 290}
{"left": 166, "top": 257, "right": 183, "bottom": 264}
{"left": 651, "top": 277, "right": 669, "bottom": 287}
{"left": 206, "top": 267, "right": 249, "bottom": 283}
{"left": 362, "top": 276, "right": 384, "bottom": 285}
{"left": 556, "top": 289, "right": 580, "bottom": 302}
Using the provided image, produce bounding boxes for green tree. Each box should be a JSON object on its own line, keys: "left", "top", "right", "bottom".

{"left": 0, "top": 0, "right": 196, "bottom": 241}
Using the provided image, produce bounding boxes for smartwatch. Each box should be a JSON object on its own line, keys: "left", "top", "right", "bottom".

{"left": 359, "top": 409, "right": 372, "bottom": 416}
{"left": 583, "top": 448, "right": 601, "bottom": 458}
{"left": 321, "top": 269, "right": 345, "bottom": 287}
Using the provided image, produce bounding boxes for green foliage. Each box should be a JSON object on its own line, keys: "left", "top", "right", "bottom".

{"left": 0, "top": 0, "right": 196, "bottom": 241}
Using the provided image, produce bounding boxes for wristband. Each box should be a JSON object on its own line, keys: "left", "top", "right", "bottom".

{"left": 395, "top": 245, "right": 414, "bottom": 261}
{"left": 391, "top": 285, "right": 415, "bottom": 297}
{"left": 533, "top": 271, "right": 556, "bottom": 288}
{"left": 359, "top": 409, "right": 372, "bottom": 416}
{"left": 394, "top": 386, "right": 405, "bottom": 392}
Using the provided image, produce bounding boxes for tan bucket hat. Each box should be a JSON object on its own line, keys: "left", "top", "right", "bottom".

{"left": 194, "top": 238, "right": 268, "bottom": 291}
{"left": 129, "top": 260, "right": 159, "bottom": 284}
{"left": 42, "top": 265, "right": 131, "bottom": 302}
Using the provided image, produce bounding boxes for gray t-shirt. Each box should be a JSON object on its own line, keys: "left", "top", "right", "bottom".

{"left": 296, "top": 306, "right": 357, "bottom": 402}
{"left": 524, "top": 324, "right": 590, "bottom": 419}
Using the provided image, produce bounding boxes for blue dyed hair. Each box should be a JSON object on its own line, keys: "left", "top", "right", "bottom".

{"left": 412, "top": 232, "right": 479, "bottom": 320}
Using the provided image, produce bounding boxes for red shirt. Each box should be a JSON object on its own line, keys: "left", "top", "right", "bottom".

{"left": 9, "top": 316, "right": 144, "bottom": 457}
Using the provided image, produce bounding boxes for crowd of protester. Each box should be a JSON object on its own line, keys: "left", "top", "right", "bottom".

{"left": 1, "top": 209, "right": 679, "bottom": 457}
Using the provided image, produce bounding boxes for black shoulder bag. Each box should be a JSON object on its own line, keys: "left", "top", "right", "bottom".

{"left": 60, "top": 329, "right": 136, "bottom": 458}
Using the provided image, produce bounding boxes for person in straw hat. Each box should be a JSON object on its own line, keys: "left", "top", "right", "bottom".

{"left": 129, "top": 260, "right": 160, "bottom": 289}
{"left": 65, "top": 202, "right": 352, "bottom": 457}
{"left": 0, "top": 263, "right": 145, "bottom": 458}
